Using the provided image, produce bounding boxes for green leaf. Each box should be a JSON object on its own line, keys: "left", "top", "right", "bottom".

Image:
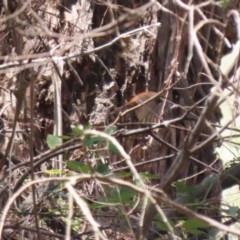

{"left": 84, "top": 126, "right": 117, "bottom": 148}
{"left": 45, "top": 169, "right": 63, "bottom": 175}
{"left": 84, "top": 124, "right": 92, "bottom": 130}
{"left": 72, "top": 218, "right": 81, "bottom": 231}
{"left": 174, "top": 182, "right": 198, "bottom": 203}
{"left": 183, "top": 218, "right": 209, "bottom": 232}
{"left": 89, "top": 202, "right": 107, "bottom": 209}
{"left": 155, "top": 220, "right": 174, "bottom": 232}
{"left": 47, "top": 134, "right": 62, "bottom": 149}
{"left": 227, "top": 206, "right": 238, "bottom": 218}
{"left": 67, "top": 161, "right": 91, "bottom": 173}
{"left": 174, "top": 181, "right": 196, "bottom": 193}
{"left": 72, "top": 125, "right": 84, "bottom": 137}
{"left": 118, "top": 187, "right": 135, "bottom": 202}
{"left": 183, "top": 218, "right": 209, "bottom": 235}
{"left": 116, "top": 172, "right": 132, "bottom": 178}
{"left": 110, "top": 187, "right": 135, "bottom": 203}
{"left": 108, "top": 142, "right": 121, "bottom": 155}
{"left": 208, "top": 228, "right": 223, "bottom": 239}
{"left": 186, "top": 228, "right": 205, "bottom": 236}
{"left": 58, "top": 135, "right": 71, "bottom": 140}
{"left": 105, "top": 126, "right": 117, "bottom": 135}
{"left": 140, "top": 173, "right": 159, "bottom": 180}
{"left": 221, "top": 0, "right": 229, "bottom": 9}
{"left": 109, "top": 188, "right": 119, "bottom": 202}
{"left": 85, "top": 136, "right": 105, "bottom": 147}
{"left": 96, "top": 162, "right": 109, "bottom": 175}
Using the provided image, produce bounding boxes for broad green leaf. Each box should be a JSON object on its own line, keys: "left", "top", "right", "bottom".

{"left": 85, "top": 136, "right": 105, "bottom": 147}
{"left": 116, "top": 172, "right": 133, "bottom": 178}
{"left": 47, "top": 134, "right": 62, "bottom": 149}
{"left": 140, "top": 173, "right": 159, "bottom": 180}
{"left": 186, "top": 228, "right": 205, "bottom": 236}
{"left": 208, "top": 228, "right": 223, "bottom": 239}
{"left": 182, "top": 218, "right": 207, "bottom": 236}
{"left": 110, "top": 187, "right": 135, "bottom": 203}
{"left": 96, "top": 162, "right": 109, "bottom": 175}
{"left": 174, "top": 182, "right": 198, "bottom": 203}
{"left": 118, "top": 187, "right": 135, "bottom": 202}
{"left": 89, "top": 202, "right": 107, "bottom": 209}
{"left": 84, "top": 126, "right": 117, "bottom": 147}
{"left": 109, "top": 188, "right": 119, "bottom": 202}
{"left": 228, "top": 206, "right": 238, "bottom": 217}
{"left": 84, "top": 124, "right": 92, "bottom": 130}
{"left": 108, "top": 141, "right": 121, "bottom": 155}
{"left": 72, "top": 125, "right": 84, "bottom": 137}
{"left": 174, "top": 181, "right": 196, "bottom": 193}
{"left": 105, "top": 126, "right": 117, "bottom": 135}
{"left": 183, "top": 218, "right": 209, "bottom": 232}
{"left": 155, "top": 220, "right": 174, "bottom": 232}
{"left": 45, "top": 169, "right": 63, "bottom": 175}
{"left": 221, "top": 0, "right": 229, "bottom": 9}
{"left": 67, "top": 161, "right": 91, "bottom": 173}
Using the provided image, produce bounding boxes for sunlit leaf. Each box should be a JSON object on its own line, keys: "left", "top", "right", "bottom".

{"left": 45, "top": 169, "right": 63, "bottom": 175}
{"left": 47, "top": 134, "right": 62, "bottom": 149}
{"left": 67, "top": 161, "right": 91, "bottom": 173}
{"left": 58, "top": 135, "right": 71, "bottom": 140}
{"left": 227, "top": 206, "right": 238, "bottom": 217}
{"left": 72, "top": 125, "right": 84, "bottom": 137}
{"left": 105, "top": 126, "right": 117, "bottom": 135}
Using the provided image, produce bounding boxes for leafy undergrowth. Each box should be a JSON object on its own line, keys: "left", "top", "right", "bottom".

{"left": 0, "top": 125, "right": 223, "bottom": 240}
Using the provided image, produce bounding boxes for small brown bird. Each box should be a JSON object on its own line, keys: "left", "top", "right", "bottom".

{"left": 120, "top": 91, "right": 171, "bottom": 123}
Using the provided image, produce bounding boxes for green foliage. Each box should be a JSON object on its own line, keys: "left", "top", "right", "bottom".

{"left": 66, "top": 160, "right": 110, "bottom": 174}
{"left": 221, "top": 0, "right": 229, "bottom": 9}
{"left": 45, "top": 169, "right": 63, "bottom": 175}
{"left": 72, "top": 124, "right": 92, "bottom": 137}
{"left": 174, "top": 181, "right": 196, "bottom": 193}
{"left": 72, "top": 126, "right": 84, "bottom": 137}
{"left": 225, "top": 206, "right": 239, "bottom": 218}
{"left": 228, "top": 206, "right": 238, "bottom": 217}
{"left": 72, "top": 218, "right": 82, "bottom": 232}
{"left": 96, "top": 162, "right": 109, "bottom": 175}
{"left": 46, "top": 125, "right": 224, "bottom": 240}
{"left": 174, "top": 181, "right": 199, "bottom": 203}
{"left": 104, "top": 126, "right": 117, "bottom": 135}
{"left": 155, "top": 219, "right": 175, "bottom": 232}
{"left": 46, "top": 134, "right": 62, "bottom": 149}
{"left": 84, "top": 135, "right": 105, "bottom": 147}
{"left": 108, "top": 141, "right": 121, "bottom": 155}
{"left": 89, "top": 201, "right": 109, "bottom": 209}
{"left": 110, "top": 186, "right": 135, "bottom": 204}
{"left": 67, "top": 161, "right": 91, "bottom": 173}
{"left": 140, "top": 173, "right": 159, "bottom": 180}
{"left": 182, "top": 218, "right": 209, "bottom": 236}
{"left": 58, "top": 135, "right": 71, "bottom": 140}
{"left": 115, "top": 172, "right": 133, "bottom": 179}
{"left": 83, "top": 126, "right": 118, "bottom": 152}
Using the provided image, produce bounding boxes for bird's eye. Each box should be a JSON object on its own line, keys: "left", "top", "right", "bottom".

{"left": 155, "top": 98, "right": 162, "bottom": 104}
